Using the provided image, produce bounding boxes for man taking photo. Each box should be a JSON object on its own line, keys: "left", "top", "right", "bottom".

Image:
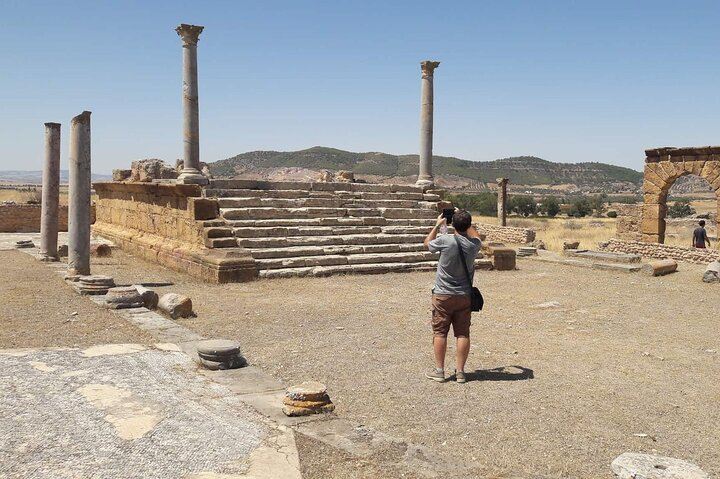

{"left": 423, "top": 209, "right": 482, "bottom": 383}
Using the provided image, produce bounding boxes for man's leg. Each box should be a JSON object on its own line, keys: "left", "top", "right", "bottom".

{"left": 456, "top": 337, "right": 469, "bottom": 373}
{"left": 433, "top": 336, "right": 447, "bottom": 370}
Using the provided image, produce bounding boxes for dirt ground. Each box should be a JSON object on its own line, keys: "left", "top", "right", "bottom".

{"left": 84, "top": 248, "right": 720, "bottom": 478}
{"left": 0, "top": 251, "right": 153, "bottom": 348}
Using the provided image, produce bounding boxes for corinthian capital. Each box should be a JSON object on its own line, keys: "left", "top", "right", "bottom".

{"left": 176, "top": 24, "right": 204, "bottom": 46}
{"left": 420, "top": 60, "right": 440, "bottom": 78}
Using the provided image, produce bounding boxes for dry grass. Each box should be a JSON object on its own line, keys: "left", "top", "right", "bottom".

{"left": 0, "top": 187, "right": 70, "bottom": 205}
{"left": 474, "top": 214, "right": 616, "bottom": 251}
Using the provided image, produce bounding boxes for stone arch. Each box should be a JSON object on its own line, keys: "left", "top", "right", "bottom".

{"left": 642, "top": 146, "right": 720, "bottom": 243}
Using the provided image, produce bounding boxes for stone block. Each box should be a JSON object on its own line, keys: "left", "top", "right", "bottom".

{"left": 642, "top": 203, "right": 666, "bottom": 220}
{"left": 611, "top": 452, "right": 709, "bottom": 479}
{"left": 188, "top": 198, "right": 218, "bottom": 220}
{"left": 112, "top": 169, "right": 132, "bottom": 181}
{"left": 491, "top": 247, "right": 516, "bottom": 271}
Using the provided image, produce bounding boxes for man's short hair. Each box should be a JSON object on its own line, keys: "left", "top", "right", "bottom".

{"left": 699, "top": 220, "right": 706, "bottom": 226}
{"left": 453, "top": 209, "right": 472, "bottom": 233}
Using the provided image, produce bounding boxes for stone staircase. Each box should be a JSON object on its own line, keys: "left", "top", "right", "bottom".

{"left": 201, "top": 179, "right": 485, "bottom": 278}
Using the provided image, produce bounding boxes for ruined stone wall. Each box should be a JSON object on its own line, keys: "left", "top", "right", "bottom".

{"left": 93, "top": 182, "right": 214, "bottom": 247}
{"left": 475, "top": 223, "right": 536, "bottom": 244}
{"left": 615, "top": 204, "right": 642, "bottom": 241}
{"left": 0, "top": 204, "right": 75, "bottom": 233}
{"left": 600, "top": 238, "right": 720, "bottom": 264}
{"left": 91, "top": 182, "right": 255, "bottom": 283}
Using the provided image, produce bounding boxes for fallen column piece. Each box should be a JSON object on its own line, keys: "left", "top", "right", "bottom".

{"left": 75, "top": 275, "right": 115, "bottom": 295}
{"left": 90, "top": 243, "right": 112, "bottom": 257}
{"left": 134, "top": 285, "right": 159, "bottom": 309}
{"left": 282, "top": 381, "right": 335, "bottom": 417}
{"left": 703, "top": 261, "right": 720, "bottom": 283}
{"left": 104, "top": 286, "right": 144, "bottom": 309}
{"left": 196, "top": 339, "right": 246, "bottom": 370}
{"left": 158, "top": 293, "right": 194, "bottom": 319}
{"left": 611, "top": 452, "right": 709, "bottom": 479}
{"left": 641, "top": 259, "right": 678, "bottom": 276}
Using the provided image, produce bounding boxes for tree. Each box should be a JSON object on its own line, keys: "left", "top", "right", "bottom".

{"left": 539, "top": 196, "right": 561, "bottom": 217}
{"left": 509, "top": 195, "right": 537, "bottom": 217}
{"left": 567, "top": 197, "right": 592, "bottom": 217}
{"left": 445, "top": 192, "right": 497, "bottom": 217}
{"left": 667, "top": 199, "right": 695, "bottom": 218}
{"left": 589, "top": 193, "right": 608, "bottom": 216}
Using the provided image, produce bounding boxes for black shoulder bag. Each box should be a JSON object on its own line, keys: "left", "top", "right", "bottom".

{"left": 454, "top": 236, "right": 484, "bottom": 312}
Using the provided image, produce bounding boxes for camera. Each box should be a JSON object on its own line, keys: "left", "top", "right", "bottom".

{"left": 442, "top": 208, "right": 454, "bottom": 225}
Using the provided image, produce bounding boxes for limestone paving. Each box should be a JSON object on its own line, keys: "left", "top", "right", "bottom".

{"left": 0, "top": 346, "right": 267, "bottom": 479}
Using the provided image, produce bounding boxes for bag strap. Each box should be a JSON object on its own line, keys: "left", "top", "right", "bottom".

{"left": 453, "top": 235, "right": 473, "bottom": 291}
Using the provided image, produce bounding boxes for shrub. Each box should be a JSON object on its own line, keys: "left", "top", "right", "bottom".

{"left": 667, "top": 199, "right": 695, "bottom": 218}
{"left": 606, "top": 210, "right": 618, "bottom": 218}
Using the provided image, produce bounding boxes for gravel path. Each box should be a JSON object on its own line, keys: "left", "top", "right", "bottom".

{"left": 88, "top": 250, "right": 719, "bottom": 478}
{"left": 0, "top": 250, "right": 153, "bottom": 348}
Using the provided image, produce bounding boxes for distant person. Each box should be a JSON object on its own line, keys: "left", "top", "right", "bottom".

{"left": 692, "top": 220, "right": 711, "bottom": 249}
{"left": 423, "top": 209, "right": 482, "bottom": 383}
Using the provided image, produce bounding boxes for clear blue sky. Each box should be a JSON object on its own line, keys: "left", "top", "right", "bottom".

{"left": 2, "top": 0, "right": 720, "bottom": 174}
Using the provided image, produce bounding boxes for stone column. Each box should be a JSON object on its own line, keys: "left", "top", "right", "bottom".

{"left": 176, "top": 24, "right": 207, "bottom": 185}
{"left": 40, "top": 122, "right": 61, "bottom": 260}
{"left": 67, "top": 111, "right": 92, "bottom": 276}
{"left": 497, "top": 178, "right": 508, "bottom": 226}
{"left": 416, "top": 60, "right": 440, "bottom": 189}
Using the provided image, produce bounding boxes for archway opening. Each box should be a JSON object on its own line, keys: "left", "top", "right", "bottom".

{"left": 661, "top": 174, "right": 718, "bottom": 246}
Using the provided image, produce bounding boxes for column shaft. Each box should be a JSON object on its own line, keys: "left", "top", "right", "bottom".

{"left": 176, "top": 24, "right": 207, "bottom": 185}
{"left": 67, "top": 111, "right": 92, "bottom": 276}
{"left": 416, "top": 60, "right": 440, "bottom": 189}
{"left": 497, "top": 178, "right": 508, "bottom": 226}
{"left": 40, "top": 123, "right": 61, "bottom": 259}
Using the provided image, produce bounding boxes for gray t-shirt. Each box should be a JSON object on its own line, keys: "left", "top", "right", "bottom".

{"left": 428, "top": 233, "right": 482, "bottom": 295}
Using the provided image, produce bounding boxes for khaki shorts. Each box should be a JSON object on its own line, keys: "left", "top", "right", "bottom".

{"left": 431, "top": 294, "right": 471, "bottom": 338}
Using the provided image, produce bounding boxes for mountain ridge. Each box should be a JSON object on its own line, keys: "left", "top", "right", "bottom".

{"left": 208, "top": 146, "right": 644, "bottom": 192}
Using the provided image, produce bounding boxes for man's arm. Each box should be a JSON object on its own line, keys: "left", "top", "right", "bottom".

{"left": 705, "top": 229, "right": 711, "bottom": 247}
{"left": 423, "top": 214, "right": 446, "bottom": 250}
{"left": 465, "top": 223, "right": 481, "bottom": 240}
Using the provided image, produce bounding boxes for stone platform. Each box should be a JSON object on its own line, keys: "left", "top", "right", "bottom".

{"left": 92, "top": 179, "right": 489, "bottom": 282}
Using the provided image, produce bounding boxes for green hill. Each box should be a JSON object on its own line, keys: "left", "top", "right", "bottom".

{"left": 208, "top": 146, "right": 643, "bottom": 186}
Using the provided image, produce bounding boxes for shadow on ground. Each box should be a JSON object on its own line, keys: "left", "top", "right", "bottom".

{"left": 464, "top": 365, "right": 534, "bottom": 382}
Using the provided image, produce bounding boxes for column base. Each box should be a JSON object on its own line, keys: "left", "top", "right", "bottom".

{"left": 177, "top": 169, "right": 209, "bottom": 185}
{"left": 415, "top": 178, "right": 435, "bottom": 190}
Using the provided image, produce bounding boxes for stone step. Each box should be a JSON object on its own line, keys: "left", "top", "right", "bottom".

{"left": 590, "top": 262, "right": 642, "bottom": 273}
{"left": 257, "top": 258, "right": 491, "bottom": 279}
{"left": 386, "top": 218, "right": 437, "bottom": 226}
{"left": 206, "top": 189, "right": 430, "bottom": 201}
{"left": 258, "top": 261, "right": 439, "bottom": 278}
{"left": 225, "top": 217, "right": 387, "bottom": 228}
{"left": 564, "top": 249, "right": 642, "bottom": 264}
{"left": 238, "top": 233, "right": 427, "bottom": 249}
{"left": 220, "top": 207, "right": 437, "bottom": 221}
{"left": 217, "top": 197, "right": 424, "bottom": 209}
{"left": 248, "top": 243, "right": 429, "bottom": 259}
{"left": 208, "top": 179, "right": 424, "bottom": 194}
{"left": 221, "top": 207, "right": 349, "bottom": 221}
{"left": 204, "top": 237, "right": 238, "bottom": 248}
{"left": 255, "top": 251, "right": 440, "bottom": 270}
{"left": 234, "top": 225, "right": 383, "bottom": 238}
{"left": 203, "top": 227, "right": 235, "bottom": 239}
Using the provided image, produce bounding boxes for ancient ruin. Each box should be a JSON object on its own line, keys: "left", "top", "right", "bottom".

{"left": 641, "top": 146, "right": 720, "bottom": 243}
{"left": 496, "top": 178, "right": 508, "bottom": 226}
{"left": 606, "top": 146, "right": 720, "bottom": 263}
{"left": 175, "top": 24, "right": 207, "bottom": 185}
{"left": 40, "top": 122, "right": 61, "bottom": 260}
{"left": 416, "top": 60, "right": 440, "bottom": 189}
{"left": 67, "top": 111, "right": 92, "bottom": 276}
